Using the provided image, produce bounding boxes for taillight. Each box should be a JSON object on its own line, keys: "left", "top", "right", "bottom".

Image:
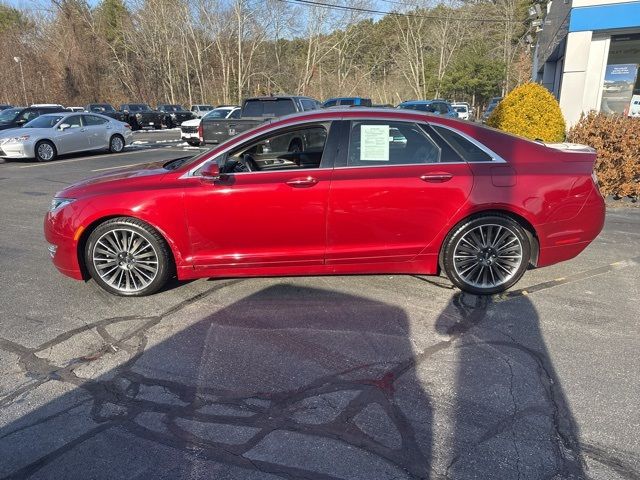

{"left": 198, "top": 123, "right": 203, "bottom": 141}
{"left": 591, "top": 170, "right": 599, "bottom": 187}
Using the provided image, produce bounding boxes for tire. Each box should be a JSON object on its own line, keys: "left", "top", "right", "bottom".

{"left": 85, "top": 217, "right": 173, "bottom": 296}
{"left": 109, "top": 134, "right": 125, "bottom": 153}
{"left": 186, "top": 138, "right": 201, "bottom": 147}
{"left": 442, "top": 214, "right": 530, "bottom": 295}
{"left": 35, "top": 140, "right": 57, "bottom": 162}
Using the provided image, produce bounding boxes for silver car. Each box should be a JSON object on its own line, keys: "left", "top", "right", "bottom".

{"left": 0, "top": 112, "right": 133, "bottom": 162}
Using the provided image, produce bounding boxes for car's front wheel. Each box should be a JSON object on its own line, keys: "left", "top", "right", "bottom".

{"left": 35, "top": 140, "right": 57, "bottom": 162}
{"left": 442, "top": 214, "right": 530, "bottom": 295}
{"left": 85, "top": 217, "right": 172, "bottom": 296}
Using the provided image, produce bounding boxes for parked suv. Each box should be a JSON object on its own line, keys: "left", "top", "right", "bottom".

{"left": 481, "top": 97, "right": 502, "bottom": 123}
{"left": 0, "top": 105, "right": 66, "bottom": 131}
{"left": 85, "top": 103, "right": 126, "bottom": 122}
{"left": 397, "top": 100, "right": 458, "bottom": 118}
{"left": 119, "top": 104, "right": 166, "bottom": 130}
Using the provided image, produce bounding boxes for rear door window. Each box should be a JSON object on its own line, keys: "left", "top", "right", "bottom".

{"left": 243, "top": 99, "right": 295, "bottom": 117}
{"left": 347, "top": 120, "right": 441, "bottom": 166}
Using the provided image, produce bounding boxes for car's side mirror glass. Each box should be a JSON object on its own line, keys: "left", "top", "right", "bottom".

{"left": 59, "top": 123, "right": 70, "bottom": 131}
{"left": 200, "top": 162, "right": 221, "bottom": 182}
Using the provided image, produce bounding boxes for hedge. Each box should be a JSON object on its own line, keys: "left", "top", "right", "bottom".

{"left": 567, "top": 112, "right": 640, "bottom": 198}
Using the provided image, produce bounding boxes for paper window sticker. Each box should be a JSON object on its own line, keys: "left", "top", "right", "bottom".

{"left": 360, "top": 124, "right": 390, "bottom": 161}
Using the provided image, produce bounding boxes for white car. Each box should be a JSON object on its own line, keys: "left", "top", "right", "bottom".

{"left": 190, "top": 105, "right": 216, "bottom": 118}
{"left": 181, "top": 106, "right": 240, "bottom": 146}
{"left": 452, "top": 103, "right": 470, "bottom": 121}
{"left": 0, "top": 112, "right": 132, "bottom": 162}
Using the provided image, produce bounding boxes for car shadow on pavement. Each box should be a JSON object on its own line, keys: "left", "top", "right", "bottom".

{"left": 0, "top": 282, "right": 585, "bottom": 479}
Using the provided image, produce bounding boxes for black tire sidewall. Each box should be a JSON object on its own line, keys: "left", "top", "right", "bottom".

{"left": 35, "top": 141, "right": 56, "bottom": 162}
{"left": 443, "top": 215, "right": 531, "bottom": 295}
{"left": 84, "top": 218, "right": 171, "bottom": 296}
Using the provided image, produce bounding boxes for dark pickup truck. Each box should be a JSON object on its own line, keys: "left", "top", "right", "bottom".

{"left": 200, "top": 96, "right": 319, "bottom": 145}
{"left": 157, "top": 104, "right": 195, "bottom": 128}
{"left": 85, "top": 103, "right": 126, "bottom": 122}
{"left": 120, "top": 103, "right": 166, "bottom": 130}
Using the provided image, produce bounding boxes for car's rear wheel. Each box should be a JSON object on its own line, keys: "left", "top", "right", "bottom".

{"left": 109, "top": 134, "right": 125, "bottom": 153}
{"left": 442, "top": 214, "right": 530, "bottom": 295}
{"left": 186, "top": 138, "right": 201, "bottom": 147}
{"left": 35, "top": 141, "right": 57, "bottom": 162}
{"left": 85, "top": 217, "right": 172, "bottom": 296}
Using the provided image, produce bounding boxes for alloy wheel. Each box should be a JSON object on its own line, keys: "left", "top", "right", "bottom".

{"left": 37, "top": 143, "right": 54, "bottom": 161}
{"left": 111, "top": 136, "right": 124, "bottom": 152}
{"left": 92, "top": 228, "right": 158, "bottom": 293}
{"left": 452, "top": 224, "right": 523, "bottom": 289}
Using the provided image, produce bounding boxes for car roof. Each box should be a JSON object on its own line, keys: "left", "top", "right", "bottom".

{"left": 325, "top": 97, "right": 368, "bottom": 101}
{"left": 399, "top": 100, "right": 435, "bottom": 104}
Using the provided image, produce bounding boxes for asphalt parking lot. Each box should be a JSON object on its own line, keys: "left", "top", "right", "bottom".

{"left": 0, "top": 131, "right": 639, "bottom": 480}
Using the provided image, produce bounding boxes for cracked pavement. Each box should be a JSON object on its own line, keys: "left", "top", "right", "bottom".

{"left": 1, "top": 145, "right": 639, "bottom": 479}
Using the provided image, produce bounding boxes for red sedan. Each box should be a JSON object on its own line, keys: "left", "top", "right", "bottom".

{"left": 44, "top": 108, "right": 605, "bottom": 296}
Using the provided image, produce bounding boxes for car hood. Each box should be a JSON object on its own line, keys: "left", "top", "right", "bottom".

{"left": 59, "top": 161, "right": 169, "bottom": 198}
{"left": 0, "top": 127, "right": 52, "bottom": 139}
{"left": 181, "top": 118, "right": 201, "bottom": 127}
{"left": 0, "top": 127, "right": 25, "bottom": 138}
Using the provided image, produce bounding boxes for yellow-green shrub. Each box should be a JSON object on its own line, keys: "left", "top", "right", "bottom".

{"left": 487, "top": 82, "right": 566, "bottom": 142}
{"left": 567, "top": 112, "right": 640, "bottom": 197}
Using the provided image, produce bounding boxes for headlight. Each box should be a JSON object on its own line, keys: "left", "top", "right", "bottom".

{"left": 6, "top": 135, "right": 30, "bottom": 143}
{"left": 50, "top": 197, "right": 75, "bottom": 212}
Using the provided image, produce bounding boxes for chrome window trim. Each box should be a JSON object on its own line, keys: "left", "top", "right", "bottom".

{"left": 431, "top": 123, "right": 506, "bottom": 163}
{"left": 180, "top": 116, "right": 506, "bottom": 179}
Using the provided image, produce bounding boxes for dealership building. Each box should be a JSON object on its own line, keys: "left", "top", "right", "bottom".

{"left": 535, "top": 0, "right": 640, "bottom": 126}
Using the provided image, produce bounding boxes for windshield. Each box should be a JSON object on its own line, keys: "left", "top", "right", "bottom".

{"left": 161, "top": 105, "right": 185, "bottom": 112}
{"left": 203, "top": 108, "right": 234, "bottom": 119}
{"left": 197, "top": 105, "right": 214, "bottom": 111}
{"left": 90, "top": 105, "right": 115, "bottom": 113}
{"left": 0, "top": 108, "right": 21, "bottom": 123}
{"left": 24, "top": 115, "right": 64, "bottom": 129}
{"left": 128, "top": 105, "right": 151, "bottom": 112}
{"left": 453, "top": 106, "right": 467, "bottom": 112}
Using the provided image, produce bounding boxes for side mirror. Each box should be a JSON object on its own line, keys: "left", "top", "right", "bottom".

{"left": 200, "top": 162, "right": 221, "bottom": 182}
{"left": 59, "top": 123, "right": 70, "bottom": 131}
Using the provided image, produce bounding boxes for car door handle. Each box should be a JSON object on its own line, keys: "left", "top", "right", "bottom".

{"left": 286, "top": 176, "right": 319, "bottom": 188}
{"left": 420, "top": 173, "right": 453, "bottom": 183}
